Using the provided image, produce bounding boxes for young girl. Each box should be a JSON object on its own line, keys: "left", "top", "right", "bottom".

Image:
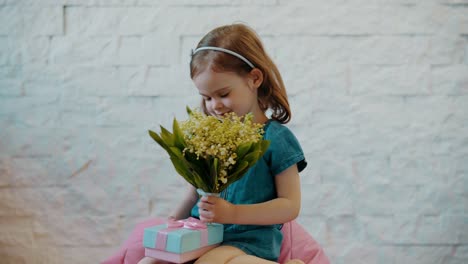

{"left": 139, "top": 23, "right": 307, "bottom": 264}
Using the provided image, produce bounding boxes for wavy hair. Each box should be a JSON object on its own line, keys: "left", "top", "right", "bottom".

{"left": 190, "top": 24, "right": 291, "bottom": 124}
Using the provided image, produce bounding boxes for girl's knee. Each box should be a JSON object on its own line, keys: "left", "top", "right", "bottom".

{"left": 226, "top": 255, "right": 278, "bottom": 264}
{"left": 284, "top": 260, "right": 305, "bottom": 264}
{"left": 195, "top": 245, "right": 245, "bottom": 264}
{"left": 137, "top": 257, "right": 165, "bottom": 264}
{"left": 137, "top": 257, "right": 153, "bottom": 264}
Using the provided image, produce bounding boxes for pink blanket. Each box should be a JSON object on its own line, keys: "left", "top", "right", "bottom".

{"left": 102, "top": 218, "right": 329, "bottom": 264}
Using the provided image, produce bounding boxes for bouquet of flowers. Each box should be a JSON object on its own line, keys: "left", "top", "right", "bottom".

{"left": 148, "top": 107, "right": 270, "bottom": 194}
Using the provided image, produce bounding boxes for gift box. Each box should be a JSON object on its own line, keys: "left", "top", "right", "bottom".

{"left": 143, "top": 217, "right": 223, "bottom": 263}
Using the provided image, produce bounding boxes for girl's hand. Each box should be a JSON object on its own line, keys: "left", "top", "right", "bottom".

{"left": 198, "top": 195, "right": 235, "bottom": 223}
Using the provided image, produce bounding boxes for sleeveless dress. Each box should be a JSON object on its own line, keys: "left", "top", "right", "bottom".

{"left": 191, "top": 119, "right": 307, "bottom": 261}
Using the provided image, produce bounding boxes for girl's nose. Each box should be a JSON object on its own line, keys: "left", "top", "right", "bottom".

{"left": 213, "top": 98, "right": 223, "bottom": 110}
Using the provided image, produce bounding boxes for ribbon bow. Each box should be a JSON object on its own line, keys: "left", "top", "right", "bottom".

{"left": 155, "top": 217, "right": 209, "bottom": 251}
{"left": 167, "top": 217, "right": 207, "bottom": 230}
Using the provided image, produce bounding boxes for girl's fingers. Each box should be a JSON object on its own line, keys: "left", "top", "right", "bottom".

{"left": 198, "top": 201, "right": 212, "bottom": 211}
{"left": 200, "top": 195, "right": 218, "bottom": 204}
{"left": 199, "top": 209, "right": 213, "bottom": 222}
{"left": 199, "top": 215, "right": 212, "bottom": 223}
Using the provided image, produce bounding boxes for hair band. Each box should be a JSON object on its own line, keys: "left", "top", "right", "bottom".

{"left": 192, "top": 46, "right": 255, "bottom": 68}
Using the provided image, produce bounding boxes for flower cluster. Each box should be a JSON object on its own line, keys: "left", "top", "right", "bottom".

{"left": 149, "top": 107, "right": 270, "bottom": 193}
{"left": 180, "top": 110, "right": 264, "bottom": 186}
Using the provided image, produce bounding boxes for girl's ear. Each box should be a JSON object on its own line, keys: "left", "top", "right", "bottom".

{"left": 248, "top": 68, "right": 264, "bottom": 89}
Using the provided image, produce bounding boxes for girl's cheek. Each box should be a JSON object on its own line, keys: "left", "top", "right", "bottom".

{"left": 206, "top": 102, "right": 213, "bottom": 112}
{"left": 206, "top": 104, "right": 215, "bottom": 115}
{"left": 203, "top": 100, "right": 210, "bottom": 110}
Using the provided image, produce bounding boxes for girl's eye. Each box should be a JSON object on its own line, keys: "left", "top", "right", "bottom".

{"left": 220, "top": 93, "right": 229, "bottom": 98}
{"left": 203, "top": 96, "right": 211, "bottom": 101}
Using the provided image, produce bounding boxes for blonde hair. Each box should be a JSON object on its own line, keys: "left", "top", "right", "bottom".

{"left": 190, "top": 24, "right": 291, "bottom": 124}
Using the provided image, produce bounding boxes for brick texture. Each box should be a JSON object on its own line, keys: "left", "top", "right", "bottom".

{"left": 0, "top": 0, "right": 467, "bottom": 263}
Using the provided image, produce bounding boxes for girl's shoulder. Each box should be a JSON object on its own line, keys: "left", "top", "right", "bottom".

{"left": 263, "top": 119, "right": 296, "bottom": 139}
{"left": 262, "top": 119, "right": 307, "bottom": 174}
{"left": 263, "top": 119, "right": 302, "bottom": 151}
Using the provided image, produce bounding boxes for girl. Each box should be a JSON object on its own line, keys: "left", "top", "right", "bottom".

{"left": 139, "top": 23, "right": 307, "bottom": 264}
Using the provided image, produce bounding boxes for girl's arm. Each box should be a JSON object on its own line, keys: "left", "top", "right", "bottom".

{"left": 198, "top": 164, "right": 301, "bottom": 225}
{"left": 169, "top": 184, "right": 198, "bottom": 220}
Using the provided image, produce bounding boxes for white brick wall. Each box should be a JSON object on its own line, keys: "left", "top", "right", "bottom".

{"left": 0, "top": 0, "right": 467, "bottom": 263}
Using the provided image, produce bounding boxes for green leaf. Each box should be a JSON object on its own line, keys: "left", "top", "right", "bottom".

{"left": 148, "top": 130, "right": 170, "bottom": 152}
{"left": 242, "top": 151, "right": 261, "bottom": 165}
{"left": 210, "top": 158, "right": 219, "bottom": 192}
{"left": 170, "top": 156, "right": 196, "bottom": 185}
{"left": 168, "top": 150, "right": 210, "bottom": 191}
{"left": 160, "top": 126, "right": 175, "bottom": 146}
{"left": 217, "top": 161, "right": 249, "bottom": 193}
{"left": 236, "top": 142, "right": 252, "bottom": 159}
{"left": 184, "top": 151, "right": 207, "bottom": 173}
{"left": 186, "top": 106, "right": 193, "bottom": 115}
{"left": 168, "top": 147, "right": 185, "bottom": 159}
{"left": 172, "top": 118, "right": 186, "bottom": 149}
{"left": 229, "top": 161, "right": 249, "bottom": 178}
{"left": 260, "top": 140, "right": 270, "bottom": 153}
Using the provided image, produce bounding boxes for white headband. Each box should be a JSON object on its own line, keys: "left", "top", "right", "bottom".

{"left": 192, "top": 46, "right": 255, "bottom": 68}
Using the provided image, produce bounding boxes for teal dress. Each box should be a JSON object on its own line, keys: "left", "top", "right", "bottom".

{"left": 191, "top": 119, "right": 307, "bottom": 261}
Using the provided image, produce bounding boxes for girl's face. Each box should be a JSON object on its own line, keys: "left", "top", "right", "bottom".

{"left": 193, "top": 68, "right": 267, "bottom": 124}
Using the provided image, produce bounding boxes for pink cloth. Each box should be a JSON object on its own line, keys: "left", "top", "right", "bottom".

{"left": 101, "top": 218, "right": 329, "bottom": 264}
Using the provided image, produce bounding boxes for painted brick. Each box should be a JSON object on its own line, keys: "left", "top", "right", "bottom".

{"left": 350, "top": 155, "right": 392, "bottom": 186}
{"left": 41, "top": 0, "right": 278, "bottom": 5}
{"left": 49, "top": 36, "right": 117, "bottom": 65}
{"left": 140, "top": 34, "right": 180, "bottom": 66}
{"left": 0, "top": 231, "right": 34, "bottom": 247}
{"left": 272, "top": 36, "right": 432, "bottom": 66}
{"left": 451, "top": 246, "right": 468, "bottom": 263}
{"left": 0, "top": 66, "right": 22, "bottom": 96}
{"left": 21, "top": 64, "right": 69, "bottom": 96}
{"left": 357, "top": 215, "right": 394, "bottom": 243}
{"left": 63, "top": 179, "right": 148, "bottom": 217}
{"left": 23, "top": 6, "right": 64, "bottom": 36}
{"left": 465, "top": 41, "right": 468, "bottom": 65}
{"left": 296, "top": 215, "right": 327, "bottom": 246}
{"left": 33, "top": 215, "right": 120, "bottom": 246}
{"left": 0, "top": 37, "right": 22, "bottom": 65}
{"left": 7, "top": 157, "right": 70, "bottom": 187}
{"left": 66, "top": 66, "right": 124, "bottom": 96}
{"left": 0, "top": 6, "right": 22, "bottom": 35}
{"left": 66, "top": 7, "right": 161, "bottom": 36}
{"left": 301, "top": 183, "right": 355, "bottom": 217}
{"left": 59, "top": 246, "right": 117, "bottom": 264}
{"left": 393, "top": 214, "right": 462, "bottom": 244}
{"left": 378, "top": 4, "right": 453, "bottom": 35}
{"left": 19, "top": 37, "right": 51, "bottom": 64}
{"left": 120, "top": 65, "right": 193, "bottom": 97}
{"left": 282, "top": 63, "right": 348, "bottom": 97}
{"left": 0, "top": 158, "right": 12, "bottom": 187}
{"left": 326, "top": 215, "right": 366, "bottom": 244}
{"left": 431, "top": 64, "right": 468, "bottom": 95}
{"left": 340, "top": 244, "right": 395, "bottom": 264}
{"left": 442, "top": 214, "right": 468, "bottom": 243}
{"left": 351, "top": 65, "right": 431, "bottom": 96}
{"left": 430, "top": 34, "right": 466, "bottom": 65}
{"left": 393, "top": 246, "right": 453, "bottom": 264}
{"left": 1, "top": 1, "right": 468, "bottom": 263}
{"left": 0, "top": 96, "right": 60, "bottom": 127}
{"left": 58, "top": 97, "right": 99, "bottom": 127}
